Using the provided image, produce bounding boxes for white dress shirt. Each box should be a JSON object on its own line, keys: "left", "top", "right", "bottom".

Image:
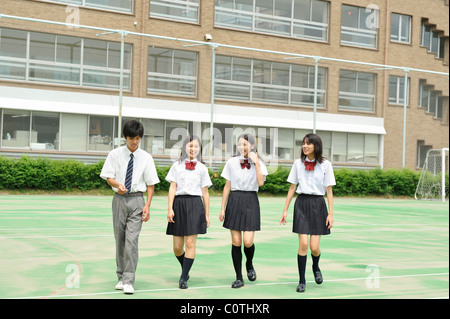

{"left": 221, "top": 155, "right": 269, "bottom": 192}
{"left": 100, "top": 146, "right": 160, "bottom": 193}
{"left": 165, "top": 159, "right": 212, "bottom": 196}
{"left": 287, "top": 158, "right": 336, "bottom": 195}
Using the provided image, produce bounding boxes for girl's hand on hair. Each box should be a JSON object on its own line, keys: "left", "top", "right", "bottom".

{"left": 248, "top": 151, "right": 258, "bottom": 163}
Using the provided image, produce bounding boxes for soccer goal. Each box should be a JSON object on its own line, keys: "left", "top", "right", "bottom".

{"left": 415, "top": 148, "right": 449, "bottom": 201}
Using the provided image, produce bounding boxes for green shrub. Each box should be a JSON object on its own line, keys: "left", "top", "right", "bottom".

{"left": 0, "top": 156, "right": 441, "bottom": 198}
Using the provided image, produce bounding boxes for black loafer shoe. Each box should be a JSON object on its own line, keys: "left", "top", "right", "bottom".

{"left": 231, "top": 279, "right": 244, "bottom": 288}
{"left": 247, "top": 269, "right": 257, "bottom": 281}
{"left": 179, "top": 279, "right": 188, "bottom": 289}
{"left": 296, "top": 283, "right": 306, "bottom": 293}
{"left": 313, "top": 269, "right": 323, "bottom": 284}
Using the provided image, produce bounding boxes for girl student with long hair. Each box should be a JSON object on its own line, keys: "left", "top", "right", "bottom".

{"left": 220, "top": 133, "right": 269, "bottom": 288}
{"left": 166, "top": 135, "right": 212, "bottom": 289}
{"left": 280, "top": 133, "right": 335, "bottom": 293}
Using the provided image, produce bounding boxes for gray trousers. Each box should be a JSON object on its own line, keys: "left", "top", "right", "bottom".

{"left": 112, "top": 193, "right": 145, "bottom": 286}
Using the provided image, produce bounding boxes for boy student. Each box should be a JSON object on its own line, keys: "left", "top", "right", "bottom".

{"left": 100, "top": 120, "right": 160, "bottom": 294}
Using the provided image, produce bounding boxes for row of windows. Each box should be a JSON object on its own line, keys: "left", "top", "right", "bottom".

{"left": 0, "top": 108, "right": 380, "bottom": 164}
{"left": 0, "top": 28, "right": 132, "bottom": 89}
{"left": 0, "top": 27, "right": 446, "bottom": 116}
{"left": 37, "top": 0, "right": 444, "bottom": 54}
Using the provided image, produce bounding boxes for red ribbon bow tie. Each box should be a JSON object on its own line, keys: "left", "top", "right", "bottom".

{"left": 240, "top": 159, "right": 251, "bottom": 169}
{"left": 304, "top": 161, "right": 316, "bottom": 171}
{"left": 185, "top": 161, "right": 197, "bottom": 170}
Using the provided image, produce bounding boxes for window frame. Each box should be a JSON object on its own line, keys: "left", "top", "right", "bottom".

{"left": 390, "top": 13, "right": 411, "bottom": 44}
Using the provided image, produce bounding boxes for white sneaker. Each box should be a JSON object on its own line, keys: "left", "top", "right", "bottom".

{"left": 115, "top": 281, "right": 123, "bottom": 290}
{"left": 123, "top": 284, "right": 134, "bottom": 294}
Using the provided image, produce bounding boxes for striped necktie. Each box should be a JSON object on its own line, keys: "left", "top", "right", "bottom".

{"left": 124, "top": 153, "right": 134, "bottom": 194}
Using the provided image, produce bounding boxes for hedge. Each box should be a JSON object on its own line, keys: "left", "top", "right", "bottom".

{"left": 1, "top": 156, "right": 446, "bottom": 197}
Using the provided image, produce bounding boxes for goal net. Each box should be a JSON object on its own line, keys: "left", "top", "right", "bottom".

{"left": 415, "top": 148, "right": 449, "bottom": 201}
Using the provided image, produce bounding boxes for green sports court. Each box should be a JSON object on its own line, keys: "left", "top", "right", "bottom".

{"left": 0, "top": 195, "right": 448, "bottom": 299}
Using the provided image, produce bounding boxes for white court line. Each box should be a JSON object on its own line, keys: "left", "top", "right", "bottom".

{"left": 10, "top": 272, "right": 449, "bottom": 299}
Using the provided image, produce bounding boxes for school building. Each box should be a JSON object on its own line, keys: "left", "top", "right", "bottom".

{"left": 0, "top": 0, "right": 448, "bottom": 170}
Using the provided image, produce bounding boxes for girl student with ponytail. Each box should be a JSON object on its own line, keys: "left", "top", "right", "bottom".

{"left": 280, "top": 133, "right": 335, "bottom": 293}
{"left": 219, "top": 133, "right": 269, "bottom": 288}
{"left": 166, "top": 135, "right": 212, "bottom": 289}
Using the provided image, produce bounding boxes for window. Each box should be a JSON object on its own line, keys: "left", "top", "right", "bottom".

{"left": 31, "top": 112, "right": 60, "bottom": 150}
{"left": 37, "top": 0, "right": 134, "bottom": 13}
{"left": 364, "top": 134, "right": 379, "bottom": 164}
{"left": 389, "top": 76, "right": 409, "bottom": 105}
{"left": 277, "top": 128, "right": 295, "bottom": 160}
{"left": 417, "top": 140, "right": 432, "bottom": 168}
{"left": 165, "top": 120, "right": 189, "bottom": 155}
{"left": 83, "top": 39, "right": 132, "bottom": 90}
{"left": 2, "top": 110, "right": 31, "bottom": 148}
{"left": 339, "top": 70, "right": 376, "bottom": 112}
{"left": 147, "top": 47, "right": 198, "bottom": 96}
{"left": 60, "top": 113, "right": 88, "bottom": 152}
{"left": 421, "top": 20, "right": 446, "bottom": 58}
{"left": 0, "top": 28, "right": 27, "bottom": 80}
{"left": 391, "top": 13, "right": 411, "bottom": 43}
{"left": 141, "top": 118, "right": 165, "bottom": 155}
{"left": 291, "top": 64, "right": 327, "bottom": 107}
{"left": 150, "top": 0, "right": 200, "bottom": 23}
{"left": 1, "top": 110, "right": 59, "bottom": 150}
{"left": 88, "top": 115, "right": 114, "bottom": 152}
{"left": 348, "top": 133, "right": 364, "bottom": 162}
{"left": 215, "top": 55, "right": 327, "bottom": 107}
{"left": 215, "top": 55, "right": 252, "bottom": 101}
{"left": 0, "top": 28, "right": 132, "bottom": 90}
{"left": 215, "top": 0, "right": 329, "bottom": 42}
{"left": 419, "top": 79, "right": 430, "bottom": 108}
{"left": 29, "top": 32, "right": 81, "bottom": 86}
{"left": 332, "top": 132, "right": 347, "bottom": 162}
{"left": 341, "top": 4, "right": 378, "bottom": 49}
{"left": 316, "top": 130, "right": 331, "bottom": 160}
{"left": 330, "top": 132, "right": 379, "bottom": 164}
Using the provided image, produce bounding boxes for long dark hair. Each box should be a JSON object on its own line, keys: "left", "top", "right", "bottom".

{"left": 178, "top": 135, "right": 203, "bottom": 163}
{"left": 300, "top": 133, "right": 324, "bottom": 164}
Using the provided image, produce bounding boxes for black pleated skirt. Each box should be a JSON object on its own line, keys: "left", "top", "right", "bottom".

{"left": 166, "top": 195, "right": 207, "bottom": 236}
{"left": 223, "top": 191, "right": 260, "bottom": 231}
{"left": 292, "top": 194, "right": 330, "bottom": 235}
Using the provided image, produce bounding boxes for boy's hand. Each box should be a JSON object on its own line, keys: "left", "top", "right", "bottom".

{"left": 117, "top": 184, "right": 127, "bottom": 195}
{"left": 142, "top": 206, "right": 150, "bottom": 222}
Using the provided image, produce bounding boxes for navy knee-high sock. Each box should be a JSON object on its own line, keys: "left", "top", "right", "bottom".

{"left": 244, "top": 244, "right": 255, "bottom": 271}
{"left": 297, "top": 254, "right": 307, "bottom": 284}
{"left": 176, "top": 252, "right": 185, "bottom": 268}
{"left": 180, "top": 257, "right": 194, "bottom": 281}
{"left": 311, "top": 253, "right": 321, "bottom": 272}
{"left": 232, "top": 245, "right": 243, "bottom": 281}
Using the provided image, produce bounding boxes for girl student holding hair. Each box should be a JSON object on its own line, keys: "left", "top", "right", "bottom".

{"left": 166, "top": 135, "right": 212, "bottom": 289}
{"left": 280, "top": 133, "right": 335, "bottom": 293}
{"left": 220, "top": 133, "right": 269, "bottom": 289}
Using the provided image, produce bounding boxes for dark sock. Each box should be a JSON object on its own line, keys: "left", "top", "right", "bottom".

{"left": 180, "top": 257, "right": 194, "bottom": 281}
{"left": 176, "top": 252, "right": 185, "bottom": 268}
{"left": 231, "top": 245, "right": 243, "bottom": 281}
{"left": 244, "top": 244, "right": 255, "bottom": 271}
{"left": 311, "top": 253, "right": 321, "bottom": 272}
{"left": 298, "top": 254, "right": 307, "bottom": 284}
